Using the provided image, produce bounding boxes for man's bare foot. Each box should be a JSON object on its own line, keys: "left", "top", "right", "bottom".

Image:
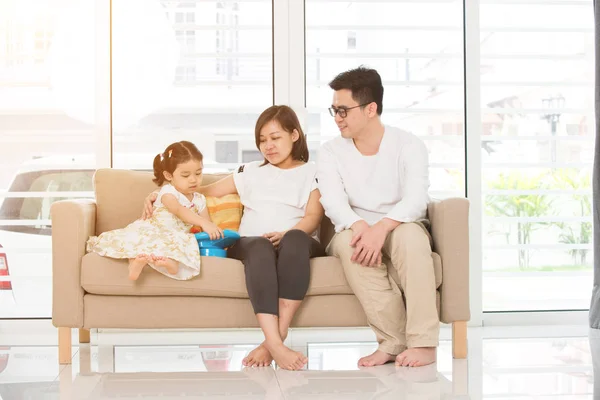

{"left": 358, "top": 350, "right": 396, "bottom": 367}
{"left": 264, "top": 341, "right": 307, "bottom": 371}
{"left": 243, "top": 344, "right": 273, "bottom": 368}
{"left": 128, "top": 255, "right": 148, "bottom": 281}
{"left": 395, "top": 347, "right": 436, "bottom": 368}
{"left": 152, "top": 255, "right": 179, "bottom": 274}
{"left": 394, "top": 362, "right": 438, "bottom": 381}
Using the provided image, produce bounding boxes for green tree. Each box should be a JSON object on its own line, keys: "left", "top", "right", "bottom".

{"left": 485, "top": 171, "right": 554, "bottom": 270}
{"left": 551, "top": 169, "right": 592, "bottom": 265}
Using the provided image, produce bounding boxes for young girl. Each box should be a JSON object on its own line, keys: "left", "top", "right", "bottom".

{"left": 142, "top": 106, "right": 325, "bottom": 371}
{"left": 87, "top": 141, "right": 223, "bottom": 281}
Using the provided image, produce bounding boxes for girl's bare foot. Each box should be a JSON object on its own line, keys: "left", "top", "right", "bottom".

{"left": 358, "top": 350, "right": 396, "bottom": 367}
{"left": 395, "top": 347, "right": 436, "bottom": 367}
{"left": 152, "top": 255, "right": 179, "bottom": 275}
{"left": 128, "top": 255, "right": 148, "bottom": 281}
{"left": 243, "top": 344, "right": 273, "bottom": 368}
{"left": 264, "top": 340, "right": 307, "bottom": 371}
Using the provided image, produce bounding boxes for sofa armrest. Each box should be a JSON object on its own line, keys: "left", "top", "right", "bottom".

{"left": 51, "top": 199, "right": 96, "bottom": 328}
{"left": 428, "top": 198, "right": 470, "bottom": 324}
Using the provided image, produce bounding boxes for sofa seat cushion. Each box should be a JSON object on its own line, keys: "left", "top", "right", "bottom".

{"left": 81, "top": 252, "right": 443, "bottom": 297}
{"left": 81, "top": 253, "right": 354, "bottom": 297}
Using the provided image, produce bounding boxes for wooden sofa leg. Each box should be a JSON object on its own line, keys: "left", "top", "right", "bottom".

{"left": 59, "top": 327, "right": 72, "bottom": 364}
{"left": 79, "top": 328, "right": 90, "bottom": 344}
{"left": 452, "top": 321, "right": 467, "bottom": 359}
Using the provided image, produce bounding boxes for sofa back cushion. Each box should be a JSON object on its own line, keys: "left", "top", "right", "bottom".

{"left": 202, "top": 194, "right": 243, "bottom": 231}
{"left": 94, "top": 169, "right": 227, "bottom": 235}
{"left": 93, "top": 168, "right": 335, "bottom": 245}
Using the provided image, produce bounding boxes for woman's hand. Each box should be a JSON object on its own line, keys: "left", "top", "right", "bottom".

{"left": 263, "top": 231, "right": 285, "bottom": 247}
{"left": 201, "top": 221, "right": 224, "bottom": 241}
{"left": 141, "top": 191, "right": 159, "bottom": 219}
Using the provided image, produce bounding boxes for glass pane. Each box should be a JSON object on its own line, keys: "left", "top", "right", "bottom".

{"left": 305, "top": 1, "right": 465, "bottom": 197}
{"left": 0, "top": 0, "right": 97, "bottom": 317}
{"left": 111, "top": 0, "right": 273, "bottom": 172}
{"left": 480, "top": 1, "right": 594, "bottom": 311}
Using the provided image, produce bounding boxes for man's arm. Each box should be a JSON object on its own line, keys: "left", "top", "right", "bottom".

{"left": 384, "top": 138, "right": 430, "bottom": 224}
{"left": 316, "top": 145, "right": 363, "bottom": 231}
{"left": 352, "top": 137, "right": 430, "bottom": 267}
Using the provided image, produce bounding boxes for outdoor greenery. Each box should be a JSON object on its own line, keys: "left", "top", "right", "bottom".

{"left": 485, "top": 168, "right": 592, "bottom": 271}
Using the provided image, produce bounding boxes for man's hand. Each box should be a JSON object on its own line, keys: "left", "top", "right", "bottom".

{"left": 141, "top": 192, "right": 159, "bottom": 220}
{"left": 350, "top": 222, "right": 389, "bottom": 267}
{"left": 350, "top": 220, "right": 370, "bottom": 242}
{"left": 349, "top": 220, "right": 375, "bottom": 266}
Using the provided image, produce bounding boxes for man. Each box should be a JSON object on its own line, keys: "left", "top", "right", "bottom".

{"left": 317, "top": 67, "right": 438, "bottom": 368}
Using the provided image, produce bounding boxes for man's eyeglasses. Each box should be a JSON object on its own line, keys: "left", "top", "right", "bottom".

{"left": 328, "top": 103, "right": 370, "bottom": 118}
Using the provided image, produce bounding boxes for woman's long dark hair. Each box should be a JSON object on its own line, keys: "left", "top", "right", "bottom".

{"left": 254, "top": 105, "right": 309, "bottom": 164}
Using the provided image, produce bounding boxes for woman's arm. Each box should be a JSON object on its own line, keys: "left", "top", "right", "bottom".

{"left": 199, "top": 175, "right": 238, "bottom": 198}
{"left": 142, "top": 189, "right": 160, "bottom": 219}
{"left": 290, "top": 189, "right": 324, "bottom": 235}
{"left": 142, "top": 175, "right": 238, "bottom": 219}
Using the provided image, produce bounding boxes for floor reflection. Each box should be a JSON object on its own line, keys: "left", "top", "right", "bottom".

{"left": 59, "top": 363, "right": 466, "bottom": 400}
{"left": 0, "top": 326, "right": 595, "bottom": 399}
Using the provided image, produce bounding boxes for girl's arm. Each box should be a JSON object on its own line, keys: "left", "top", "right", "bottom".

{"left": 199, "top": 175, "right": 237, "bottom": 198}
{"left": 161, "top": 194, "right": 223, "bottom": 239}
{"left": 290, "top": 189, "right": 324, "bottom": 235}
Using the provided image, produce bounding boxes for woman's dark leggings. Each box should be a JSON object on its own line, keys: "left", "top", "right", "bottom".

{"left": 227, "top": 229, "right": 325, "bottom": 316}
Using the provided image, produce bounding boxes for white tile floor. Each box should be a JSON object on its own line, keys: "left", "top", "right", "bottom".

{"left": 0, "top": 321, "right": 595, "bottom": 399}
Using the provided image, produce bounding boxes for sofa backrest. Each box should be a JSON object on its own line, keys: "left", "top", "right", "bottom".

{"left": 93, "top": 168, "right": 336, "bottom": 246}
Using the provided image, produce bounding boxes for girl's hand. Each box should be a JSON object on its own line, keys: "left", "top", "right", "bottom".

{"left": 142, "top": 191, "right": 159, "bottom": 219}
{"left": 263, "top": 231, "right": 284, "bottom": 247}
{"left": 201, "top": 221, "right": 224, "bottom": 241}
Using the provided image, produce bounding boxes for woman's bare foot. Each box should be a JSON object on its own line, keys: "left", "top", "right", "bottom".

{"left": 264, "top": 341, "right": 307, "bottom": 371}
{"left": 242, "top": 366, "right": 275, "bottom": 387}
{"left": 276, "top": 369, "right": 309, "bottom": 391}
{"left": 128, "top": 255, "right": 148, "bottom": 281}
{"left": 152, "top": 255, "right": 179, "bottom": 274}
{"left": 243, "top": 344, "right": 273, "bottom": 368}
{"left": 279, "top": 329, "right": 288, "bottom": 343}
{"left": 243, "top": 327, "right": 289, "bottom": 368}
{"left": 358, "top": 350, "right": 396, "bottom": 367}
{"left": 395, "top": 347, "right": 436, "bottom": 367}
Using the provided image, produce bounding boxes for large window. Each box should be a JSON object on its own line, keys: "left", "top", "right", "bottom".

{"left": 111, "top": 0, "right": 273, "bottom": 171}
{"left": 0, "top": 0, "right": 98, "bottom": 317}
{"left": 480, "top": 0, "right": 595, "bottom": 311}
{"left": 1, "top": 0, "right": 595, "bottom": 320}
{"left": 305, "top": 0, "right": 465, "bottom": 198}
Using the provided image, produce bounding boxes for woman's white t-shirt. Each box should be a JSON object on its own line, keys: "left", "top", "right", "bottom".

{"left": 233, "top": 161, "right": 318, "bottom": 237}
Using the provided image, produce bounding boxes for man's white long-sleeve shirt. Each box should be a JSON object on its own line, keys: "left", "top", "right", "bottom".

{"left": 317, "top": 126, "right": 430, "bottom": 233}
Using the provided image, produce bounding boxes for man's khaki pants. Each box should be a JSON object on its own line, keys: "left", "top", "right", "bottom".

{"left": 327, "top": 222, "right": 439, "bottom": 355}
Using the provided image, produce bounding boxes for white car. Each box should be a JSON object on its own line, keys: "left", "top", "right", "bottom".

{"left": 0, "top": 155, "right": 229, "bottom": 317}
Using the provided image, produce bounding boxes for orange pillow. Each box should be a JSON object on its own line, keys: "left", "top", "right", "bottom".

{"left": 191, "top": 194, "right": 243, "bottom": 233}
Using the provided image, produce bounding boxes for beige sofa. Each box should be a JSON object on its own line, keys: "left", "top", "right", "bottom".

{"left": 51, "top": 168, "right": 470, "bottom": 364}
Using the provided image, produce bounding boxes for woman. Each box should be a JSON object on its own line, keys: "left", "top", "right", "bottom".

{"left": 143, "top": 106, "right": 325, "bottom": 370}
